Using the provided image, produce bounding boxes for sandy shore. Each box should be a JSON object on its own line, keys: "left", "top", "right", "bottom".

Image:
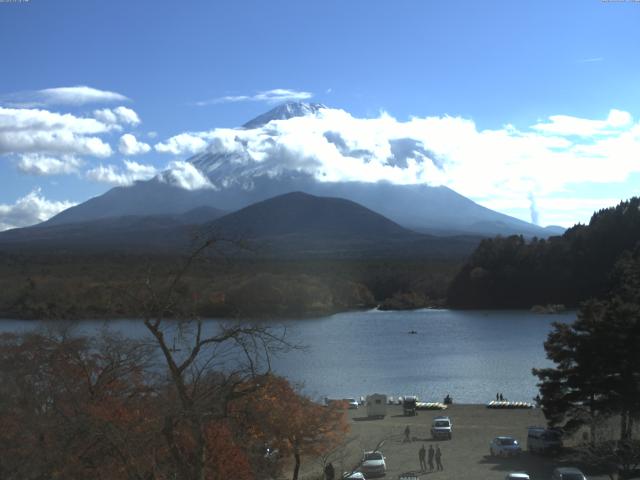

{"left": 300, "top": 404, "right": 610, "bottom": 480}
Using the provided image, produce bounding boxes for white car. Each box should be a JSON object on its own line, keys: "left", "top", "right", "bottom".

{"left": 343, "top": 472, "right": 365, "bottom": 479}
{"left": 431, "top": 416, "right": 453, "bottom": 440}
{"left": 490, "top": 436, "right": 522, "bottom": 457}
{"left": 345, "top": 398, "right": 359, "bottom": 409}
{"left": 506, "top": 473, "right": 530, "bottom": 480}
{"left": 551, "top": 467, "right": 588, "bottom": 480}
{"left": 360, "top": 451, "right": 387, "bottom": 477}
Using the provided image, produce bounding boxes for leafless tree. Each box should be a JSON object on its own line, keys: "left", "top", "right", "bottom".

{"left": 122, "top": 238, "right": 294, "bottom": 480}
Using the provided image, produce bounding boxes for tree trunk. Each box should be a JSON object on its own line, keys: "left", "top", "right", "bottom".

{"left": 195, "top": 421, "right": 206, "bottom": 480}
{"left": 620, "top": 410, "right": 629, "bottom": 442}
{"left": 162, "top": 415, "right": 191, "bottom": 480}
{"left": 292, "top": 451, "right": 301, "bottom": 480}
{"left": 590, "top": 393, "right": 597, "bottom": 446}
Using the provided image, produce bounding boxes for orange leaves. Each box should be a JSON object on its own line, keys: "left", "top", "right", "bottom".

{"left": 230, "top": 375, "right": 350, "bottom": 480}
{"left": 233, "top": 375, "right": 350, "bottom": 459}
{"left": 203, "top": 420, "right": 254, "bottom": 480}
{"left": 0, "top": 331, "right": 348, "bottom": 480}
{"left": 0, "top": 332, "right": 165, "bottom": 480}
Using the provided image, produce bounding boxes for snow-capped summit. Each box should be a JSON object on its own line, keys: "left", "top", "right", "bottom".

{"left": 186, "top": 102, "right": 328, "bottom": 190}
{"left": 242, "top": 102, "right": 326, "bottom": 129}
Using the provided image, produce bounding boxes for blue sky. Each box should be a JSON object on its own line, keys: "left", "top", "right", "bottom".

{"left": 1, "top": 0, "right": 639, "bottom": 229}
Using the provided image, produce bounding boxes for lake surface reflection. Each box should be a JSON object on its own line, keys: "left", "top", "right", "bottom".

{"left": 0, "top": 309, "right": 574, "bottom": 404}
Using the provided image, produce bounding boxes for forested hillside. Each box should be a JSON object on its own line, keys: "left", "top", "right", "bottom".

{"left": 447, "top": 197, "right": 640, "bottom": 308}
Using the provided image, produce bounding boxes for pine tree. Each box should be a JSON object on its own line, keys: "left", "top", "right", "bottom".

{"left": 533, "top": 247, "right": 640, "bottom": 462}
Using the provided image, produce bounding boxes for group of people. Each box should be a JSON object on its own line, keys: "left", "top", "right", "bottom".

{"left": 418, "top": 444, "right": 443, "bottom": 472}
{"left": 495, "top": 392, "right": 506, "bottom": 401}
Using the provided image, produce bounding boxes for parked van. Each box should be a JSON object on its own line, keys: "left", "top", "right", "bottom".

{"left": 527, "top": 426, "right": 562, "bottom": 453}
{"left": 403, "top": 396, "right": 418, "bottom": 416}
{"left": 366, "top": 394, "right": 387, "bottom": 418}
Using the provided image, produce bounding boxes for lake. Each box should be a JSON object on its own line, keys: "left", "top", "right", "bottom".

{"left": 0, "top": 308, "right": 574, "bottom": 404}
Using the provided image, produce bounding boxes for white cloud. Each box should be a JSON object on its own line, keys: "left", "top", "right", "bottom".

{"left": 86, "top": 160, "right": 157, "bottom": 186}
{"left": 119, "top": 133, "right": 151, "bottom": 155}
{"left": 112, "top": 106, "right": 140, "bottom": 125}
{"left": 195, "top": 88, "right": 313, "bottom": 106}
{"left": 87, "top": 158, "right": 212, "bottom": 190}
{"left": 0, "top": 107, "right": 113, "bottom": 158}
{"left": 0, "top": 189, "right": 76, "bottom": 231}
{"left": 477, "top": 196, "right": 623, "bottom": 227}
{"left": 531, "top": 109, "right": 633, "bottom": 137}
{"left": 477, "top": 196, "right": 621, "bottom": 212}
{"left": 124, "top": 160, "right": 157, "bottom": 177}
{"left": 1, "top": 86, "right": 129, "bottom": 107}
{"left": 153, "top": 107, "right": 640, "bottom": 225}
{"left": 154, "top": 132, "right": 211, "bottom": 155}
{"left": 16, "top": 154, "right": 83, "bottom": 176}
{"left": 85, "top": 164, "right": 124, "bottom": 185}
{"left": 0, "top": 107, "right": 113, "bottom": 134}
{"left": 160, "top": 161, "right": 214, "bottom": 190}
{"left": 92, "top": 108, "right": 118, "bottom": 124}
{"left": 94, "top": 106, "right": 141, "bottom": 126}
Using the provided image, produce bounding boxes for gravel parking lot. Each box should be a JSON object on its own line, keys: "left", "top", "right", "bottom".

{"left": 300, "top": 404, "right": 611, "bottom": 480}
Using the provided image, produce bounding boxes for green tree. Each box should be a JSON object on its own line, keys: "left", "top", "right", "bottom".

{"left": 534, "top": 248, "right": 640, "bottom": 476}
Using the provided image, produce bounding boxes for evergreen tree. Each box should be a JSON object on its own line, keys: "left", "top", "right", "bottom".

{"left": 533, "top": 248, "right": 640, "bottom": 443}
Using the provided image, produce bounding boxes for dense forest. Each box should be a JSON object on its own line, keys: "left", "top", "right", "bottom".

{"left": 448, "top": 197, "right": 640, "bottom": 308}
{"left": 0, "top": 252, "right": 461, "bottom": 319}
{"left": 6, "top": 197, "right": 640, "bottom": 318}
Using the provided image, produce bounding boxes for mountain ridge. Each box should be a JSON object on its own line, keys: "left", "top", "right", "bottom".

{"left": 41, "top": 102, "right": 563, "bottom": 239}
{"left": 207, "top": 191, "right": 416, "bottom": 239}
{"left": 0, "top": 191, "right": 483, "bottom": 259}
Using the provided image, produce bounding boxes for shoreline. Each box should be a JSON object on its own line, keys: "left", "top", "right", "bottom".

{"left": 0, "top": 305, "right": 577, "bottom": 322}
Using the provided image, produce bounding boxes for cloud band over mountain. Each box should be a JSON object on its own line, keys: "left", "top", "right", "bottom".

{"left": 154, "top": 106, "right": 640, "bottom": 221}
{"left": 1, "top": 93, "right": 639, "bottom": 230}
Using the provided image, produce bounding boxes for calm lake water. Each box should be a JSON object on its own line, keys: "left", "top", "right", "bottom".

{"left": 0, "top": 309, "right": 574, "bottom": 404}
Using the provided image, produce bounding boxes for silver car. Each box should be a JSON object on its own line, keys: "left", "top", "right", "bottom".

{"left": 431, "top": 416, "right": 453, "bottom": 440}
{"left": 360, "top": 451, "right": 387, "bottom": 478}
{"left": 490, "top": 436, "right": 522, "bottom": 457}
{"left": 551, "top": 467, "right": 588, "bottom": 480}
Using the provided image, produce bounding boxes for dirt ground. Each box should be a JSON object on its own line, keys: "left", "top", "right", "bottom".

{"left": 300, "top": 404, "right": 612, "bottom": 480}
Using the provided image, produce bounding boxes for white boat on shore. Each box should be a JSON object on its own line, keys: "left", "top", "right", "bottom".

{"left": 487, "top": 400, "right": 534, "bottom": 409}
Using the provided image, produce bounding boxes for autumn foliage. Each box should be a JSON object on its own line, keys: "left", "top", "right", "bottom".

{"left": 0, "top": 331, "right": 166, "bottom": 479}
{"left": 0, "top": 330, "right": 348, "bottom": 480}
{"left": 233, "top": 375, "right": 350, "bottom": 480}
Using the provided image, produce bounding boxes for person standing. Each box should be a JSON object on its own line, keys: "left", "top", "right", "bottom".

{"left": 435, "top": 445, "right": 443, "bottom": 471}
{"left": 428, "top": 444, "right": 435, "bottom": 471}
{"left": 404, "top": 425, "right": 411, "bottom": 442}
{"left": 419, "top": 444, "right": 426, "bottom": 471}
{"left": 324, "top": 462, "right": 335, "bottom": 480}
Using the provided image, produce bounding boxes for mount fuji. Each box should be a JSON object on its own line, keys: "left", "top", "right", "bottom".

{"left": 41, "top": 102, "right": 561, "bottom": 238}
